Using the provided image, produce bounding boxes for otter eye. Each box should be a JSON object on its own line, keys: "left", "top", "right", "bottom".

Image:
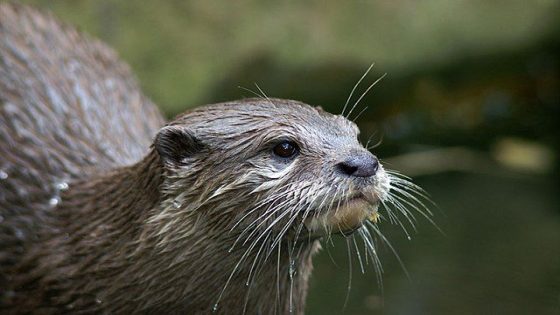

{"left": 273, "top": 141, "right": 298, "bottom": 158}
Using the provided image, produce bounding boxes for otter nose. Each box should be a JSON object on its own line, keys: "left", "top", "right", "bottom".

{"left": 337, "top": 153, "right": 379, "bottom": 178}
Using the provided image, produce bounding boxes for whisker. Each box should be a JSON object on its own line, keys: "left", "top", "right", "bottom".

{"left": 387, "top": 173, "right": 444, "bottom": 235}
{"left": 275, "top": 241, "right": 282, "bottom": 313}
{"left": 389, "top": 186, "right": 432, "bottom": 217}
{"left": 380, "top": 199, "right": 413, "bottom": 239}
{"left": 343, "top": 238, "right": 353, "bottom": 311}
{"left": 269, "top": 204, "right": 306, "bottom": 256}
{"left": 214, "top": 229, "right": 270, "bottom": 312}
{"left": 246, "top": 233, "right": 272, "bottom": 286}
{"left": 327, "top": 188, "right": 347, "bottom": 246}
{"left": 366, "top": 133, "right": 384, "bottom": 151}
{"left": 352, "top": 106, "right": 368, "bottom": 122}
{"left": 385, "top": 194, "right": 419, "bottom": 231}
{"left": 389, "top": 177, "right": 435, "bottom": 207}
{"left": 390, "top": 192, "right": 444, "bottom": 235}
{"left": 238, "top": 86, "right": 266, "bottom": 99}
{"left": 291, "top": 185, "right": 326, "bottom": 251}
{"left": 346, "top": 73, "right": 387, "bottom": 120}
{"left": 254, "top": 83, "right": 270, "bottom": 100}
{"left": 352, "top": 235, "right": 365, "bottom": 274}
{"left": 229, "top": 183, "right": 292, "bottom": 232}
{"left": 366, "top": 221, "right": 410, "bottom": 280}
{"left": 242, "top": 232, "right": 275, "bottom": 314}
{"left": 231, "top": 187, "right": 296, "bottom": 250}
{"left": 231, "top": 204, "right": 284, "bottom": 251}
{"left": 358, "top": 227, "right": 384, "bottom": 291}
{"left": 342, "top": 63, "right": 374, "bottom": 117}
{"left": 288, "top": 241, "right": 295, "bottom": 313}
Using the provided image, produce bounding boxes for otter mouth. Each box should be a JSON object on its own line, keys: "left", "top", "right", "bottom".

{"left": 300, "top": 193, "right": 380, "bottom": 240}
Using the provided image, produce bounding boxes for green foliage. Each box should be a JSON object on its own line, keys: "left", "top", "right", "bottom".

{"left": 19, "top": 0, "right": 560, "bottom": 115}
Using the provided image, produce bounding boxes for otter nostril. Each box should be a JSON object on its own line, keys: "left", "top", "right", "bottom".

{"left": 337, "top": 154, "right": 379, "bottom": 178}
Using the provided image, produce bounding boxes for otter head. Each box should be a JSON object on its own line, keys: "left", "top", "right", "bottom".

{"left": 152, "top": 98, "right": 390, "bottom": 245}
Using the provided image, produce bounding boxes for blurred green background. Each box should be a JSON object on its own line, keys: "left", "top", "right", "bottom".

{"left": 16, "top": 0, "right": 560, "bottom": 314}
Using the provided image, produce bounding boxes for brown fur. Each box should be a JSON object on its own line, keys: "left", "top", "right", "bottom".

{"left": 0, "top": 3, "right": 395, "bottom": 314}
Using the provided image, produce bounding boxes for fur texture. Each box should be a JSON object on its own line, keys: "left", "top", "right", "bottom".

{"left": 0, "top": 4, "right": 407, "bottom": 314}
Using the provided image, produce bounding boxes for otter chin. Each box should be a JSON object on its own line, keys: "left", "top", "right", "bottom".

{"left": 304, "top": 192, "right": 382, "bottom": 238}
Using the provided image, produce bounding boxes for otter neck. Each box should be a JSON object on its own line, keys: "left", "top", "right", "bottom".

{"left": 30, "top": 150, "right": 318, "bottom": 314}
{"left": 59, "top": 151, "right": 163, "bottom": 236}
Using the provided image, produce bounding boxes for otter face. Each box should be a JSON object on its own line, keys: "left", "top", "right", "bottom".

{"left": 267, "top": 135, "right": 388, "bottom": 237}
{"left": 255, "top": 114, "right": 390, "bottom": 237}
{"left": 154, "top": 98, "right": 394, "bottom": 243}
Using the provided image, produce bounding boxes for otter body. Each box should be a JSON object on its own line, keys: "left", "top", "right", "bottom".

{"left": 0, "top": 4, "right": 401, "bottom": 314}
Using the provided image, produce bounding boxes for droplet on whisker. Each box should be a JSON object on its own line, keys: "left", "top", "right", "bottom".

{"left": 55, "top": 181, "right": 69, "bottom": 190}
{"left": 49, "top": 196, "right": 61, "bottom": 207}
{"left": 289, "top": 259, "right": 296, "bottom": 278}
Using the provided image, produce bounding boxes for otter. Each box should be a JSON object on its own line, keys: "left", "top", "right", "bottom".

{"left": 0, "top": 4, "right": 427, "bottom": 314}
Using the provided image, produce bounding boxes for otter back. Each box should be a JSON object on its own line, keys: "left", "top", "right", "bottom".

{"left": 0, "top": 4, "right": 164, "bottom": 274}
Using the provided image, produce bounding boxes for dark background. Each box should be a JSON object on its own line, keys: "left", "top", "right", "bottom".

{"left": 17, "top": 1, "right": 560, "bottom": 314}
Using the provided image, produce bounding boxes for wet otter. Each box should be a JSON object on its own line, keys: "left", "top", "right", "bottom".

{"left": 0, "top": 3, "right": 427, "bottom": 314}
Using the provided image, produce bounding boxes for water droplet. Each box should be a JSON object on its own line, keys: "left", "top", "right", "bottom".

{"left": 49, "top": 196, "right": 61, "bottom": 207}
{"left": 289, "top": 259, "right": 296, "bottom": 278}
{"left": 172, "top": 200, "right": 181, "bottom": 209}
{"left": 14, "top": 229, "right": 25, "bottom": 239}
{"left": 55, "top": 182, "right": 69, "bottom": 191}
{"left": 212, "top": 303, "right": 219, "bottom": 312}
{"left": 66, "top": 303, "right": 74, "bottom": 310}
{"left": 95, "top": 298, "right": 102, "bottom": 304}
{"left": 407, "top": 236, "right": 412, "bottom": 241}
{"left": 0, "top": 170, "right": 8, "bottom": 180}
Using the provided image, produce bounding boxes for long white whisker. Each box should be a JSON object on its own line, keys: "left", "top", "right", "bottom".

{"left": 358, "top": 227, "right": 384, "bottom": 291}
{"left": 231, "top": 188, "right": 296, "bottom": 250}
{"left": 343, "top": 238, "right": 353, "bottom": 311}
{"left": 381, "top": 199, "right": 412, "bottom": 238}
{"left": 366, "top": 221, "right": 410, "bottom": 280}
{"left": 352, "top": 235, "right": 365, "bottom": 274}
{"left": 342, "top": 63, "right": 374, "bottom": 117}
{"left": 346, "top": 73, "right": 387, "bottom": 119}
{"left": 352, "top": 106, "right": 368, "bottom": 122}
{"left": 229, "top": 183, "right": 293, "bottom": 233}
{"left": 214, "top": 230, "right": 269, "bottom": 312}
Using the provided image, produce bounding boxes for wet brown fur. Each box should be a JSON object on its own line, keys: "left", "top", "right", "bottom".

{"left": 0, "top": 3, "right": 392, "bottom": 314}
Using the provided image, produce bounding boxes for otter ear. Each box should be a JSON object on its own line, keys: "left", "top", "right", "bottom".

{"left": 155, "top": 126, "right": 205, "bottom": 165}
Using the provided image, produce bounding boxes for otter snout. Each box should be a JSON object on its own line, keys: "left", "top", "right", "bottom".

{"left": 337, "top": 151, "right": 379, "bottom": 178}
{"left": 302, "top": 150, "right": 386, "bottom": 237}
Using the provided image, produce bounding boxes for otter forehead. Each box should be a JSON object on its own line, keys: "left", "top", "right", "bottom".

{"left": 173, "top": 98, "right": 360, "bottom": 149}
